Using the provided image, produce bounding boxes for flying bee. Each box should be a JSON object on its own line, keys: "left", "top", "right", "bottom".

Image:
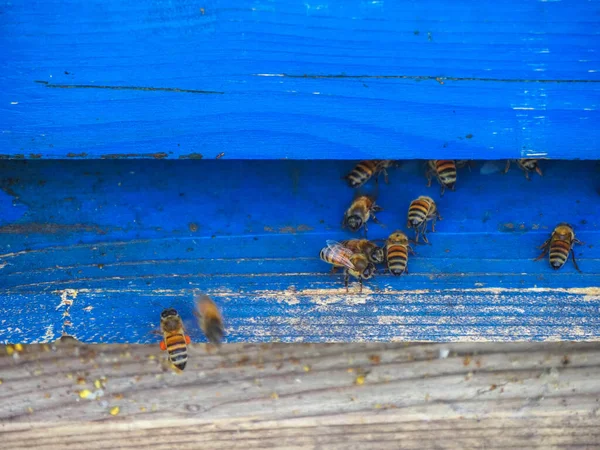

{"left": 340, "top": 239, "right": 385, "bottom": 265}
{"left": 342, "top": 195, "right": 383, "bottom": 236}
{"left": 535, "top": 223, "right": 583, "bottom": 272}
{"left": 320, "top": 240, "right": 376, "bottom": 292}
{"left": 426, "top": 160, "right": 457, "bottom": 196}
{"left": 194, "top": 294, "right": 224, "bottom": 346}
{"left": 504, "top": 159, "right": 543, "bottom": 180}
{"left": 343, "top": 160, "right": 397, "bottom": 188}
{"left": 407, "top": 196, "right": 442, "bottom": 244}
{"left": 159, "top": 308, "right": 191, "bottom": 371}
{"left": 385, "top": 231, "right": 415, "bottom": 276}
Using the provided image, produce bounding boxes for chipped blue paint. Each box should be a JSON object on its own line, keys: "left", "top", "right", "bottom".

{"left": 1, "top": 0, "right": 600, "bottom": 159}
{"left": 0, "top": 160, "right": 598, "bottom": 343}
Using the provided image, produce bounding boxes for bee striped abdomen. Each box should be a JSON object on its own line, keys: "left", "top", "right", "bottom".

{"left": 386, "top": 244, "right": 408, "bottom": 275}
{"left": 408, "top": 198, "right": 431, "bottom": 226}
{"left": 320, "top": 247, "right": 337, "bottom": 265}
{"left": 549, "top": 240, "right": 571, "bottom": 269}
{"left": 435, "top": 160, "right": 457, "bottom": 187}
{"left": 166, "top": 333, "right": 188, "bottom": 370}
{"left": 345, "top": 161, "right": 379, "bottom": 188}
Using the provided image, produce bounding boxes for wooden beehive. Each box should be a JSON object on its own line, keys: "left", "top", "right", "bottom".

{"left": 0, "top": 0, "right": 598, "bottom": 343}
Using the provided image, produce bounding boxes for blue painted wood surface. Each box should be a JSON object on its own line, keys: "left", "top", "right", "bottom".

{"left": 1, "top": 0, "right": 600, "bottom": 159}
{"left": 0, "top": 160, "right": 598, "bottom": 343}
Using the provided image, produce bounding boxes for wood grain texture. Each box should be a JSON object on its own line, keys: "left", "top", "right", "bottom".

{"left": 1, "top": 0, "right": 599, "bottom": 159}
{"left": 1, "top": 342, "right": 600, "bottom": 449}
{"left": 0, "top": 160, "right": 598, "bottom": 343}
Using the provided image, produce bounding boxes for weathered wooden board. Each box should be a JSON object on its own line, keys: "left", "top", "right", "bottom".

{"left": 1, "top": 0, "right": 599, "bottom": 159}
{"left": 0, "top": 160, "right": 598, "bottom": 343}
{"left": 1, "top": 342, "right": 600, "bottom": 449}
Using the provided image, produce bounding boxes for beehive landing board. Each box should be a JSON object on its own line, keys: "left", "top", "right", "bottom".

{"left": 1, "top": 0, "right": 600, "bottom": 160}
{"left": 0, "top": 159, "right": 598, "bottom": 343}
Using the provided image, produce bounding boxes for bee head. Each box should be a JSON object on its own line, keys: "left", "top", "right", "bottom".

{"left": 445, "top": 181, "right": 456, "bottom": 191}
{"left": 370, "top": 247, "right": 385, "bottom": 265}
{"left": 346, "top": 214, "right": 363, "bottom": 231}
{"left": 361, "top": 263, "right": 376, "bottom": 279}
{"left": 161, "top": 308, "right": 178, "bottom": 319}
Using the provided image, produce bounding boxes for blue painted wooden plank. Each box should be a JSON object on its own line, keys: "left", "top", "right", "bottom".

{"left": 1, "top": 0, "right": 599, "bottom": 159}
{"left": 0, "top": 160, "right": 598, "bottom": 343}
{"left": 1, "top": 78, "right": 599, "bottom": 160}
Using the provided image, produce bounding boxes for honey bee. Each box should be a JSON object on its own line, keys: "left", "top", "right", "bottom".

{"left": 342, "top": 195, "right": 383, "bottom": 235}
{"left": 407, "top": 196, "right": 442, "bottom": 244}
{"left": 535, "top": 223, "right": 583, "bottom": 272}
{"left": 504, "top": 159, "right": 543, "bottom": 180}
{"left": 194, "top": 294, "right": 224, "bottom": 345}
{"left": 385, "top": 231, "right": 415, "bottom": 276}
{"left": 343, "top": 160, "right": 397, "bottom": 188}
{"left": 340, "top": 239, "right": 385, "bottom": 265}
{"left": 159, "top": 308, "right": 191, "bottom": 370}
{"left": 426, "top": 160, "right": 457, "bottom": 196}
{"left": 320, "top": 240, "right": 375, "bottom": 292}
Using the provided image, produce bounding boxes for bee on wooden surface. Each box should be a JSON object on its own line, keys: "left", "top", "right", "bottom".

{"left": 340, "top": 239, "right": 385, "bottom": 265}
{"left": 407, "top": 196, "right": 442, "bottom": 244}
{"left": 320, "top": 240, "right": 376, "bottom": 292}
{"left": 504, "top": 159, "right": 543, "bottom": 180}
{"left": 385, "top": 231, "right": 415, "bottom": 276}
{"left": 159, "top": 308, "right": 191, "bottom": 371}
{"left": 343, "top": 160, "right": 397, "bottom": 188}
{"left": 426, "top": 160, "right": 457, "bottom": 196}
{"left": 342, "top": 195, "right": 384, "bottom": 236}
{"left": 194, "top": 294, "right": 224, "bottom": 346}
{"left": 535, "top": 223, "right": 583, "bottom": 272}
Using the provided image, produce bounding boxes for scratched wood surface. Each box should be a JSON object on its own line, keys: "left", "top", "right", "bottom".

{"left": 1, "top": 342, "right": 600, "bottom": 449}
{"left": 1, "top": 159, "right": 599, "bottom": 343}
{"left": 1, "top": 0, "right": 599, "bottom": 159}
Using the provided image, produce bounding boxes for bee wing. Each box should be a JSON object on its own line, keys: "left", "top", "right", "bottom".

{"left": 325, "top": 240, "right": 357, "bottom": 270}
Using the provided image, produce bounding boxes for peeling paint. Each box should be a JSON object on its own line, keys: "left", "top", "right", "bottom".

{"left": 0, "top": 223, "right": 106, "bottom": 234}
{"left": 263, "top": 224, "right": 314, "bottom": 234}
{"left": 56, "top": 289, "right": 78, "bottom": 335}
{"left": 101, "top": 153, "right": 168, "bottom": 160}
{"left": 43, "top": 324, "right": 55, "bottom": 341}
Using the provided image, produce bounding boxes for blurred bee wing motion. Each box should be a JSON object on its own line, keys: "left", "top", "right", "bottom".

{"left": 194, "top": 294, "right": 225, "bottom": 346}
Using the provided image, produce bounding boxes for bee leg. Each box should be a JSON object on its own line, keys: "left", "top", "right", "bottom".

{"left": 329, "top": 266, "right": 340, "bottom": 275}
{"left": 574, "top": 238, "right": 585, "bottom": 245}
{"left": 358, "top": 278, "right": 363, "bottom": 294}
{"left": 440, "top": 185, "right": 445, "bottom": 197}
{"left": 382, "top": 169, "right": 389, "bottom": 184}
{"left": 504, "top": 160, "right": 511, "bottom": 174}
{"left": 535, "top": 165, "right": 543, "bottom": 177}
{"left": 344, "top": 271, "right": 350, "bottom": 293}
{"left": 426, "top": 170, "right": 433, "bottom": 187}
{"left": 534, "top": 240, "right": 550, "bottom": 261}
{"left": 408, "top": 245, "right": 417, "bottom": 256}
{"left": 363, "top": 222, "right": 369, "bottom": 238}
{"left": 422, "top": 231, "right": 430, "bottom": 245}
{"left": 571, "top": 249, "right": 582, "bottom": 273}
{"left": 412, "top": 230, "right": 420, "bottom": 245}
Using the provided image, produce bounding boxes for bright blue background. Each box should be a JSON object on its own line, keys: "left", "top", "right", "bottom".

{"left": 1, "top": 0, "right": 599, "bottom": 159}
{"left": 0, "top": 159, "right": 598, "bottom": 343}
